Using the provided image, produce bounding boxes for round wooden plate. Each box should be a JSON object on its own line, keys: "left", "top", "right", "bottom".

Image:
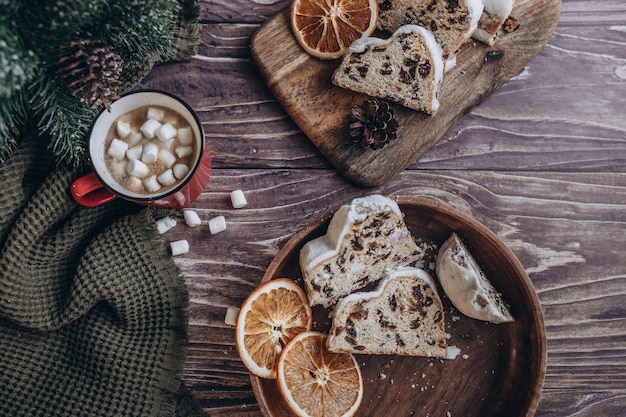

{"left": 251, "top": 196, "right": 546, "bottom": 417}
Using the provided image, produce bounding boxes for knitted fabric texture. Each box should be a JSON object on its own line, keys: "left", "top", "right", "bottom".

{"left": 0, "top": 137, "right": 205, "bottom": 417}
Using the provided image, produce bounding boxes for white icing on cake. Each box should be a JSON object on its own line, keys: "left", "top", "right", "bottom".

{"left": 436, "top": 233, "right": 514, "bottom": 324}
{"left": 300, "top": 195, "right": 423, "bottom": 308}
{"left": 300, "top": 195, "right": 403, "bottom": 270}
{"left": 467, "top": 0, "right": 486, "bottom": 34}
{"left": 472, "top": 0, "right": 515, "bottom": 45}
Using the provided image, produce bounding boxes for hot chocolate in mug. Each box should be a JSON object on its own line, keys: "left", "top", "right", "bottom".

{"left": 71, "top": 90, "right": 211, "bottom": 209}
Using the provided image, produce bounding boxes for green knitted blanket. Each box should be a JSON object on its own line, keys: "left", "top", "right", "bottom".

{"left": 0, "top": 1, "right": 206, "bottom": 415}
{"left": 0, "top": 142, "right": 205, "bottom": 417}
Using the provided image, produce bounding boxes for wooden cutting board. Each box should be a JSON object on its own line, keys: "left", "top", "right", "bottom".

{"left": 250, "top": 0, "right": 561, "bottom": 187}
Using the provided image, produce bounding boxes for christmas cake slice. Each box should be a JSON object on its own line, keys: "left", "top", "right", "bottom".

{"left": 332, "top": 25, "right": 444, "bottom": 113}
{"left": 299, "top": 195, "right": 423, "bottom": 308}
{"left": 472, "top": 0, "right": 516, "bottom": 45}
{"left": 436, "top": 233, "right": 514, "bottom": 323}
{"left": 327, "top": 267, "right": 448, "bottom": 357}
{"left": 377, "top": 0, "right": 484, "bottom": 71}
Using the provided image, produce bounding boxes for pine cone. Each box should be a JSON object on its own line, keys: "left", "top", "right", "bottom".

{"left": 56, "top": 39, "right": 122, "bottom": 109}
{"left": 348, "top": 99, "right": 399, "bottom": 150}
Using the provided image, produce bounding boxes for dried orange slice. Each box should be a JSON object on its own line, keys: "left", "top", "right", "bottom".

{"left": 277, "top": 331, "right": 363, "bottom": 417}
{"left": 236, "top": 278, "right": 313, "bottom": 379}
{"left": 291, "top": 0, "right": 378, "bottom": 60}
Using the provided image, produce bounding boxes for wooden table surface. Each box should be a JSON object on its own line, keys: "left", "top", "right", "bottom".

{"left": 136, "top": 0, "right": 626, "bottom": 415}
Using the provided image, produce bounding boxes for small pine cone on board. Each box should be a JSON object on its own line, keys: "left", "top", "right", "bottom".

{"left": 348, "top": 99, "right": 399, "bottom": 150}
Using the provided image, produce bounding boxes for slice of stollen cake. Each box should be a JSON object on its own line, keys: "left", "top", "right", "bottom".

{"left": 299, "top": 195, "right": 423, "bottom": 308}
{"left": 472, "top": 0, "right": 516, "bottom": 46}
{"left": 436, "top": 233, "right": 514, "bottom": 323}
{"left": 332, "top": 25, "right": 444, "bottom": 114}
{"left": 327, "top": 267, "right": 449, "bottom": 357}
{"left": 377, "top": 0, "right": 484, "bottom": 71}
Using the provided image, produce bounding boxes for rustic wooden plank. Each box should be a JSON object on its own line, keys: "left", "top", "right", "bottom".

{"left": 537, "top": 391, "right": 626, "bottom": 416}
{"left": 413, "top": 23, "right": 626, "bottom": 171}
{"left": 199, "top": 0, "right": 290, "bottom": 23}
{"left": 200, "top": 0, "right": 626, "bottom": 26}
{"left": 558, "top": 0, "right": 626, "bottom": 25}
{"left": 156, "top": 168, "right": 626, "bottom": 416}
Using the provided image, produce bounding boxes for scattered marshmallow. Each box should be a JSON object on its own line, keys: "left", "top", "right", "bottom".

{"left": 126, "top": 159, "right": 150, "bottom": 178}
{"left": 208, "top": 215, "right": 227, "bottom": 235}
{"left": 127, "top": 128, "right": 143, "bottom": 145}
{"left": 158, "top": 149, "right": 176, "bottom": 168}
{"left": 140, "top": 119, "right": 161, "bottom": 139}
{"left": 108, "top": 159, "right": 127, "bottom": 178}
{"left": 175, "top": 146, "right": 193, "bottom": 158}
{"left": 126, "top": 144, "right": 143, "bottom": 160}
{"left": 170, "top": 239, "right": 189, "bottom": 256}
{"left": 141, "top": 142, "right": 159, "bottom": 163}
{"left": 177, "top": 126, "right": 193, "bottom": 145}
{"left": 143, "top": 175, "right": 161, "bottom": 193}
{"left": 107, "top": 138, "right": 129, "bottom": 160}
{"left": 125, "top": 176, "right": 143, "bottom": 193}
{"left": 230, "top": 189, "right": 247, "bottom": 209}
{"left": 157, "top": 169, "right": 176, "bottom": 186}
{"left": 183, "top": 210, "right": 202, "bottom": 227}
{"left": 156, "top": 216, "right": 177, "bottom": 234}
{"left": 156, "top": 122, "right": 177, "bottom": 142}
{"left": 116, "top": 120, "right": 131, "bottom": 139}
{"left": 147, "top": 107, "right": 165, "bottom": 122}
{"left": 173, "top": 163, "right": 190, "bottom": 179}
{"left": 160, "top": 138, "right": 175, "bottom": 151}
{"left": 224, "top": 307, "right": 240, "bottom": 326}
{"left": 163, "top": 115, "right": 179, "bottom": 125}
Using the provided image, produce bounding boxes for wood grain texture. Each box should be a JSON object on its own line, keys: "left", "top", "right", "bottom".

{"left": 132, "top": 0, "right": 626, "bottom": 415}
{"left": 250, "top": 0, "right": 561, "bottom": 186}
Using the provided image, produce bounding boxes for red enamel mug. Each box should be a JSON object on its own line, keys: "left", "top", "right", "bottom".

{"left": 71, "top": 90, "right": 211, "bottom": 209}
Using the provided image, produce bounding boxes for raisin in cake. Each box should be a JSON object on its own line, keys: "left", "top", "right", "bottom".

{"left": 327, "top": 267, "right": 448, "bottom": 357}
{"left": 472, "top": 0, "right": 516, "bottom": 45}
{"left": 299, "top": 195, "right": 423, "bottom": 308}
{"left": 436, "top": 233, "right": 514, "bottom": 323}
{"left": 377, "top": 0, "right": 484, "bottom": 71}
{"left": 332, "top": 25, "right": 444, "bottom": 113}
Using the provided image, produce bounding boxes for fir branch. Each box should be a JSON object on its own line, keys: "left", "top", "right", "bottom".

{"left": 29, "top": 74, "right": 98, "bottom": 167}
{"left": 100, "top": 0, "right": 181, "bottom": 62}
{"left": 1, "top": 18, "right": 39, "bottom": 98}
{"left": 17, "top": 0, "right": 108, "bottom": 59}
{"left": 0, "top": 93, "right": 29, "bottom": 163}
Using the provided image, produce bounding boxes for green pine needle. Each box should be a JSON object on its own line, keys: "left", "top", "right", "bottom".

{"left": 0, "top": 0, "right": 192, "bottom": 167}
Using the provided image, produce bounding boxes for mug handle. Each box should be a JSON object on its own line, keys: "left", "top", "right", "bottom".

{"left": 71, "top": 172, "right": 118, "bottom": 207}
